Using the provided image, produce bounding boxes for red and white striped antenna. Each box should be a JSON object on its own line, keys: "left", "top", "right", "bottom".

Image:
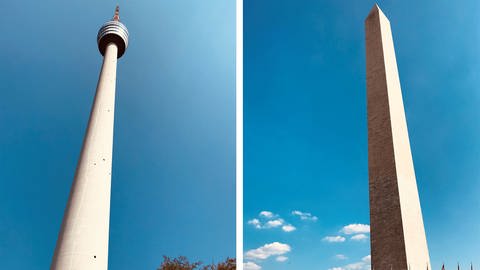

{"left": 113, "top": 5, "right": 120, "bottom": 21}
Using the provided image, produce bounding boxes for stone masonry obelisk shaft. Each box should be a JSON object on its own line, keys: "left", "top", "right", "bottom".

{"left": 51, "top": 7, "right": 128, "bottom": 270}
{"left": 365, "top": 5, "right": 430, "bottom": 270}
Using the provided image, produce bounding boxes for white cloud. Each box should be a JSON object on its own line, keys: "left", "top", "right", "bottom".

{"left": 248, "top": 212, "right": 296, "bottom": 233}
{"left": 265, "top": 219, "right": 284, "bottom": 228}
{"left": 292, "top": 210, "right": 318, "bottom": 221}
{"left": 329, "top": 264, "right": 364, "bottom": 270}
{"left": 244, "top": 262, "right": 262, "bottom": 270}
{"left": 245, "top": 242, "right": 291, "bottom": 260}
{"left": 335, "top": 254, "right": 348, "bottom": 260}
{"left": 344, "top": 262, "right": 366, "bottom": 270}
{"left": 351, "top": 234, "right": 368, "bottom": 241}
{"left": 340, "top": 224, "right": 370, "bottom": 235}
{"left": 248, "top": 218, "right": 262, "bottom": 229}
{"left": 259, "top": 211, "right": 274, "bottom": 219}
{"left": 282, "top": 224, "right": 296, "bottom": 232}
{"left": 329, "top": 255, "right": 371, "bottom": 270}
{"left": 276, "top": 256, "right": 288, "bottom": 262}
{"left": 323, "top": 236, "right": 346, "bottom": 243}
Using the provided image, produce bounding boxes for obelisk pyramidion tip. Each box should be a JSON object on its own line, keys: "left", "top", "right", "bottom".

{"left": 367, "top": 4, "right": 381, "bottom": 17}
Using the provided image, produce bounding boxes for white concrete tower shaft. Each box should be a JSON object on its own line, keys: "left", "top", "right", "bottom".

{"left": 365, "top": 4, "right": 430, "bottom": 270}
{"left": 51, "top": 7, "right": 128, "bottom": 270}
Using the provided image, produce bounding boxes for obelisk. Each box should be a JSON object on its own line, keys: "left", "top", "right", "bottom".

{"left": 51, "top": 6, "right": 128, "bottom": 270}
{"left": 365, "top": 4, "right": 430, "bottom": 270}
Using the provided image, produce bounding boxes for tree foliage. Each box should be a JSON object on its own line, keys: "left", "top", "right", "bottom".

{"left": 158, "top": 256, "right": 235, "bottom": 270}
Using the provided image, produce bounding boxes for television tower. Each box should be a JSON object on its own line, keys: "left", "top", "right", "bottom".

{"left": 51, "top": 6, "right": 129, "bottom": 270}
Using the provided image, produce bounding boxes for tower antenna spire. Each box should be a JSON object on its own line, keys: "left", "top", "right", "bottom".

{"left": 113, "top": 5, "right": 120, "bottom": 21}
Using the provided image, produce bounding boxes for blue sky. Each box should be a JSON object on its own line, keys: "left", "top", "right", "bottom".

{"left": 0, "top": 0, "right": 235, "bottom": 269}
{"left": 244, "top": 0, "right": 480, "bottom": 270}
